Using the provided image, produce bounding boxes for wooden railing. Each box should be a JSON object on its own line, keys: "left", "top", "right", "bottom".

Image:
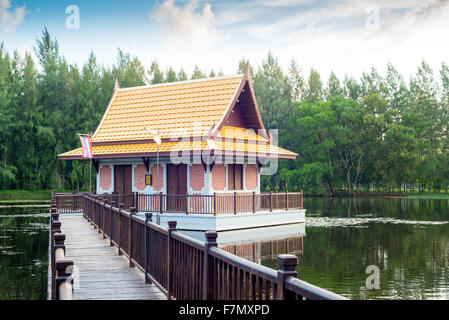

{"left": 80, "top": 194, "right": 345, "bottom": 300}
{"left": 136, "top": 191, "right": 303, "bottom": 215}
{"left": 49, "top": 194, "right": 74, "bottom": 300}
{"left": 54, "top": 192, "right": 303, "bottom": 216}
{"left": 54, "top": 192, "right": 84, "bottom": 213}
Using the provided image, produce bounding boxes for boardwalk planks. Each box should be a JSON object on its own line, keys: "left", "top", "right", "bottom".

{"left": 60, "top": 215, "right": 166, "bottom": 300}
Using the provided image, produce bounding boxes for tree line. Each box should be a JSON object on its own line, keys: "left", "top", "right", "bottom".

{"left": 0, "top": 29, "right": 448, "bottom": 194}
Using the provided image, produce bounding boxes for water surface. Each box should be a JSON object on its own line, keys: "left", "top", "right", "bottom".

{"left": 220, "top": 197, "right": 449, "bottom": 300}
{"left": 0, "top": 202, "right": 49, "bottom": 300}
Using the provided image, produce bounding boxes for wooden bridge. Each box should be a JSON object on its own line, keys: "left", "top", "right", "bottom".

{"left": 49, "top": 193, "right": 347, "bottom": 301}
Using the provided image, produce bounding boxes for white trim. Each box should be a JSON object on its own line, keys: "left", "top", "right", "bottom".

{"left": 187, "top": 164, "right": 191, "bottom": 195}
{"left": 141, "top": 209, "right": 306, "bottom": 231}
{"left": 211, "top": 75, "right": 246, "bottom": 136}
{"left": 243, "top": 164, "right": 246, "bottom": 191}
{"left": 118, "top": 74, "right": 243, "bottom": 92}
{"left": 225, "top": 164, "right": 229, "bottom": 191}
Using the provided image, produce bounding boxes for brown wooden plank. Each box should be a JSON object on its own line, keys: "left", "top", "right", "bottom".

{"left": 60, "top": 215, "right": 166, "bottom": 300}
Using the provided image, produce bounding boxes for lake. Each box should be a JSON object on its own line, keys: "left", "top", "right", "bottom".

{"left": 1, "top": 196, "right": 449, "bottom": 300}
{"left": 220, "top": 197, "right": 449, "bottom": 300}
{"left": 0, "top": 201, "right": 50, "bottom": 300}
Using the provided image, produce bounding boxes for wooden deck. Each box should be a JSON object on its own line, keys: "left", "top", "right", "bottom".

{"left": 59, "top": 215, "right": 166, "bottom": 300}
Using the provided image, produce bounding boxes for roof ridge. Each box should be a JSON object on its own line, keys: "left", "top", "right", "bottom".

{"left": 118, "top": 74, "right": 244, "bottom": 92}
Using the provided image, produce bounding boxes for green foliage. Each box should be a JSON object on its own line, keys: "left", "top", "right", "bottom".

{"left": 251, "top": 54, "right": 449, "bottom": 195}
{"left": 0, "top": 31, "right": 448, "bottom": 194}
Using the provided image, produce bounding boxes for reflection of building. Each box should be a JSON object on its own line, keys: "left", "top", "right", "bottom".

{"left": 220, "top": 236, "right": 304, "bottom": 263}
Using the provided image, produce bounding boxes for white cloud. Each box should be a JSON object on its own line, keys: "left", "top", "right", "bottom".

{"left": 150, "top": 0, "right": 220, "bottom": 49}
{"left": 217, "top": 0, "right": 449, "bottom": 80}
{"left": 0, "top": 0, "right": 26, "bottom": 32}
{"left": 140, "top": 0, "right": 449, "bottom": 81}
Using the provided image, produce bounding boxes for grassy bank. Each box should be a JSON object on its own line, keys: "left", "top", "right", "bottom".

{"left": 303, "top": 191, "right": 449, "bottom": 199}
{"left": 0, "top": 190, "right": 71, "bottom": 201}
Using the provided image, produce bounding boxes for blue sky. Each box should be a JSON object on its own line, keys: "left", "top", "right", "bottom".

{"left": 1, "top": 0, "right": 449, "bottom": 81}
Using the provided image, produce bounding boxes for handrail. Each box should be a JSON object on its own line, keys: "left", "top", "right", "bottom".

{"left": 54, "top": 191, "right": 304, "bottom": 216}
{"left": 49, "top": 193, "right": 74, "bottom": 300}
{"left": 75, "top": 193, "right": 346, "bottom": 301}
{"left": 284, "top": 277, "right": 347, "bottom": 300}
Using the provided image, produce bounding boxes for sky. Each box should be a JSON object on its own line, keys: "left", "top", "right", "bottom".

{"left": 1, "top": 0, "right": 449, "bottom": 81}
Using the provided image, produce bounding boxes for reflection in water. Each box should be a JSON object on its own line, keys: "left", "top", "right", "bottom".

{"left": 0, "top": 204, "right": 49, "bottom": 300}
{"left": 220, "top": 236, "right": 304, "bottom": 264}
{"left": 217, "top": 197, "right": 449, "bottom": 300}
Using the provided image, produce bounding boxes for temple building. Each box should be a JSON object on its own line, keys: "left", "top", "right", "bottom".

{"left": 59, "top": 64, "right": 303, "bottom": 230}
{"left": 59, "top": 64, "right": 296, "bottom": 197}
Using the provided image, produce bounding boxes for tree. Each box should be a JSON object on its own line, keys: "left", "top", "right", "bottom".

{"left": 177, "top": 68, "right": 188, "bottom": 81}
{"left": 288, "top": 58, "right": 304, "bottom": 103}
{"left": 326, "top": 71, "right": 343, "bottom": 99}
{"left": 165, "top": 66, "right": 177, "bottom": 82}
{"left": 252, "top": 52, "right": 292, "bottom": 133}
{"left": 0, "top": 44, "right": 16, "bottom": 188}
{"left": 304, "top": 68, "right": 324, "bottom": 103}
{"left": 191, "top": 65, "right": 206, "bottom": 79}
{"left": 148, "top": 60, "right": 164, "bottom": 84}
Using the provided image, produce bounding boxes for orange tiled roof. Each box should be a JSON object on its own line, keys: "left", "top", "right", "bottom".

{"left": 92, "top": 76, "right": 244, "bottom": 143}
{"left": 58, "top": 135, "right": 297, "bottom": 159}
{"left": 59, "top": 72, "right": 297, "bottom": 160}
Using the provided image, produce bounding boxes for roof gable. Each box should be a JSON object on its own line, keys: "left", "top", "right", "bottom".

{"left": 212, "top": 63, "right": 267, "bottom": 140}
{"left": 92, "top": 75, "right": 244, "bottom": 143}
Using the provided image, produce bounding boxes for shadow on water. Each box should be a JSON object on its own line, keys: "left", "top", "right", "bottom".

{"left": 0, "top": 204, "right": 49, "bottom": 300}
{"left": 215, "top": 197, "right": 449, "bottom": 300}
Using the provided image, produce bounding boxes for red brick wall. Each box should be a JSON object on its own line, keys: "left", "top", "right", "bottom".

{"left": 190, "top": 164, "right": 204, "bottom": 191}
{"left": 134, "top": 164, "right": 146, "bottom": 191}
{"left": 212, "top": 164, "right": 226, "bottom": 191}
{"left": 100, "top": 165, "right": 112, "bottom": 190}
{"left": 151, "top": 164, "right": 164, "bottom": 190}
{"left": 245, "top": 164, "right": 258, "bottom": 190}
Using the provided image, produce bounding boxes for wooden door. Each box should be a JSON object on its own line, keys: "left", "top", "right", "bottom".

{"left": 227, "top": 164, "right": 243, "bottom": 190}
{"left": 166, "top": 164, "right": 187, "bottom": 212}
{"left": 114, "top": 165, "right": 132, "bottom": 208}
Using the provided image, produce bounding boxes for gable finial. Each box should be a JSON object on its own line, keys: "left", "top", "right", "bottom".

{"left": 113, "top": 78, "right": 120, "bottom": 92}
{"left": 245, "top": 61, "right": 251, "bottom": 77}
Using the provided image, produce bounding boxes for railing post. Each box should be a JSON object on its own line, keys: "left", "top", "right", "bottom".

{"left": 144, "top": 213, "right": 152, "bottom": 284}
{"left": 167, "top": 220, "right": 177, "bottom": 300}
{"left": 55, "top": 258, "right": 73, "bottom": 300}
{"left": 286, "top": 191, "right": 289, "bottom": 211}
{"left": 50, "top": 225, "right": 60, "bottom": 300}
{"left": 54, "top": 233, "right": 66, "bottom": 254}
{"left": 53, "top": 232, "right": 66, "bottom": 300}
{"left": 72, "top": 192, "right": 75, "bottom": 213}
{"left": 277, "top": 254, "right": 298, "bottom": 300}
{"left": 129, "top": 207, "right": 136, "bottom": 267}
{"left": 300, "top": 190, "right": 303, "bottom": 209}
{"left": 87, "top": 196, "right": 91, "bottom": 223}
{"left": 160, "top": 192, "right": 163, "bottom": 215}
{"left": 186, "top": 194, "right": 189, "bottom": 215}
{"left": 234, "top": 192, "right": 237, "bottom": 215}
{"left": 203, "top": 231, "right": 218, "bottom": 300}
{"left": 213, "top": 193, "right": 217, "bottom": 216}
{"left": 269, "top": 191, "right": 273, "bottom": 212}
{"left": 50, "top": 200, "right": 59, "bottom": 300}
{"left": 98, "top": 197, "right": 103, "bottom": 233}
{"left": 83, "top": 196, "right": 86, "bottom": 219}
{"left": 52, "top": 220, "right": 61, "bottom": 236}
{"left": 252, "top": 191, "right": 256, "bottom": 213}
{"left": 118, "top": 203, "right": 124, "bottom": 255}
{"left": 110, "top": 200, "right": 115, "bottom": 246}
{"left": 103, "top": 199, "right": 108, "bottom": 239}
